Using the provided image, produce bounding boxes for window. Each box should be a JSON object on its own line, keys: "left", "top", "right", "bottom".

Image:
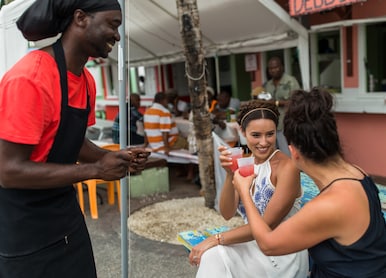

{"left": 366, "top": 22, "right": 386, "bottom": 92}
{"left": 316, "top": 31, "right": 341, "bottom": 93}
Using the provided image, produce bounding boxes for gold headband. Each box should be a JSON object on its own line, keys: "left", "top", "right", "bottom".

{"left": 240, "top": 108, "right": 278, "bottom": 127}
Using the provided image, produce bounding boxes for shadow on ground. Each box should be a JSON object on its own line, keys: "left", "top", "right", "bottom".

{"left": 85, "top": 165, "right": 201, "bottom": 278}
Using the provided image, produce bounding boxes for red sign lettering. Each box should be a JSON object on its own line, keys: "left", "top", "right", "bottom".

{"left": 289, "top": 0, "right": 364, "bottom": 16}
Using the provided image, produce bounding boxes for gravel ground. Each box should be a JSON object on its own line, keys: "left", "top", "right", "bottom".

{"left": 128, "top": 197, "right": 243, "bottom": 245}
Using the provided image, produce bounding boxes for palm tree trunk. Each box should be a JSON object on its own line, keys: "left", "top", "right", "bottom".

{"left": 176, "top": 0, "right": 216, "bottom": 208}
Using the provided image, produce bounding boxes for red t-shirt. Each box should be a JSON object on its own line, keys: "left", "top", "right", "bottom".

{"left": 0, "top": 50, "right": 96, "bottom": 162}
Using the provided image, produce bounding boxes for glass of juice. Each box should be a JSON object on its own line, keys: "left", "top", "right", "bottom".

{"left": 228, "top": 147, "right": 243, "bottom": 172}
{"left": 237, "top": 156, "right": 255, "bottom": 177}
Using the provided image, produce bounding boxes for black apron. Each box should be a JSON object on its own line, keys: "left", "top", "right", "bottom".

{"left": 0, "top": 40, "right": 96, "bottom": 278}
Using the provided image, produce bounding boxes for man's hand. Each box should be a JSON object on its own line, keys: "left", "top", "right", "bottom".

{"left": 87, "top": 147, "right": 151, "bottom": 180}
{"left": 127, "top": 147, "right": 151, "bottom": 173}
{"left": 94, "top": 150, "right": 134, "bottom": 181}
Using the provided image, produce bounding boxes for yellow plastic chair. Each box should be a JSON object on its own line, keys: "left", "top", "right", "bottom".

{"left": 75, "top": 144, "right": 121, "bottom": 219}
{"left": 75, "top": 182, "right": 85, "bottom": 214}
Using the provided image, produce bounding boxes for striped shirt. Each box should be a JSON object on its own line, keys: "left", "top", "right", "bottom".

{"left": 144, "top": 102, "right": 178, "bottom": 151}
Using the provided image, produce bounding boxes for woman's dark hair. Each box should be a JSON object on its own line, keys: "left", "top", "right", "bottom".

{"left": 283, "top": 88, "right": 342, "bottom": 163}
{"left": 237, "top": 101, "right": 279, "bottom": 131}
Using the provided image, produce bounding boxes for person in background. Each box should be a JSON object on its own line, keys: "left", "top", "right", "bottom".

{"left": 165, "top": 88, "right": 190, "bottom": 118}
{"left": 211, "top": 87, "right": 240, "bottom": 130}
{"left": 206, "top": 86, "right": 217, "bottom": 113}
{"left": 264, "top": 56, "right": 300, "bottom": 156}
{"left": 144, "top": 92, "right": 180, "bottom": 154}
{"left": 129, "top": 93, "right": 145, "bottom": 145}
{"left": 204, "top": 86, "right": 226, "bottom": 130}
{"left": 144, "top": 92, "right": 194, "bottom": 180}
{"left": 112, "top": 112, "right": 121, "bottom": 144}
{"left": 318, "top": 38, "right": 334, "bottom": 54}
{"left": 214, "top": 87, "right": 240, "bottom": 115}
{"left": 0, "top": 1, "right": 149, "bottom": 277}
{"left": 233, "top": 88, "right": 386, "bottom": 277}
{"left": 189, "top": 101, "right": 308, "bottom": 277}
{"left": 112, "top": 94, "right": 144, "bottom": 145}
{"left": 138, "top": 75, "right": 145, "bottom": 95}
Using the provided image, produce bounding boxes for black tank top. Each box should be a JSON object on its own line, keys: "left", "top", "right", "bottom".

{"left": 309, "top": 175, "right": 386, "bottom": 277}
{"left": 0, "top": 40, "right": 89, "bottom": 256}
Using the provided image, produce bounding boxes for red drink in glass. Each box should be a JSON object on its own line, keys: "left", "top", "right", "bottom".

{"left": 239, "top": 164, "right": 254, "bottom": 177}
{"left": 237, "top": 156, "right": 255, "bottom": 176}
{"left": 230, "top": 152, "right": 243, "bottom": 172}
{"left": 228, "top": 147, "right": 243, "bottom": 172}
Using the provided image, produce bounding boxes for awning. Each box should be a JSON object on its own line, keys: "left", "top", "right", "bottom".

{"left": 124, "top": 0, "right": 307, "bottom": 64}
{"left": 116, "top": 0, "right": 310, "bottom": 89}
{"left": 1, "top": 0, "right": 310, "bottom": 89}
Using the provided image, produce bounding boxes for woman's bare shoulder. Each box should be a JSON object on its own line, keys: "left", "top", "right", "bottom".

{"left": 272, "top": 151, "right": 295, "bottom": 169}
{"left": 271, "top": 151, "right": 300, "bottom": 181}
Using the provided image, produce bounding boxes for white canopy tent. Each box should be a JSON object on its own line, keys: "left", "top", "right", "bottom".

{"left": 0, "top": 0, "right": 34, "bottom": 78}
{"left": 1, "top": 0, "right": 310, "bottom": 89}
{"left": 123, "top": 0, "right": 310, "bottom": 89}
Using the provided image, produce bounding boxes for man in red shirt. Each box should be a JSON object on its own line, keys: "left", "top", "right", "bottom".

{"left": 0, "top": 1, "right": 149, "bottom": 277}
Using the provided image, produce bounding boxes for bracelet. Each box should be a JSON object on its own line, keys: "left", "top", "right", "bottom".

{"left": 275, "top": 100, "right": 279, "bottom": 107}
{"left": 215, "top": 233, "right": 224, "bottom": 245}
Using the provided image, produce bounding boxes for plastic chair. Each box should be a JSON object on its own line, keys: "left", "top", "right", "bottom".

{"left": 75, "top": 181, "right": 109, "bottom": 216}
{"left": 75, "top": 182, "right": 85, "bottom": 214}
{"left": 75, "top": 144, "right": 121, "bottom": 219}
{"left": 100, "top": 144, "right": 121, "bottom": 210}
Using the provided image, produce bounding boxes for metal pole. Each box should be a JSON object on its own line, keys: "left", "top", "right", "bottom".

{"left": 118, "top": 0, "right": 128, "bottom": 277}
{"left": 215, "top": 54, "right": 220, "bottom": 94}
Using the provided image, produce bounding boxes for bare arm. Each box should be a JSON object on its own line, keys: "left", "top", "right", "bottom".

{"left": 217, "top": 145, "right": 240, "bottom": 219}
{"left": 262, "top": 157, "right": 301, "bottom": 229}
{"left": 162, "top": 131, "right": 170, "bottom": 155}
{"left": 232, "top": 170, "right": 353, "bottom": 256}
{"left": 78, "top": 138, "right": 109, "bottom": 163}
{"left": 189, "top": 224, "right": 253, "bottom": 265}
{"left": 0, "top": 138, "right": 147, "bottom": 189}
{"left": 219, "top": 172, "right": 239, "bottom": 219}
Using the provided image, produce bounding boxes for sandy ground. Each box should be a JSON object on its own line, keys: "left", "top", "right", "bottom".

{"left": 128, "top": 197, "right": 243, "bottom": 245}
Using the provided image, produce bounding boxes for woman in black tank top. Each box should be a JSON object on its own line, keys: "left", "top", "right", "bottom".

{"left": 232, "top": 88, "right": 386, "bottom": 278}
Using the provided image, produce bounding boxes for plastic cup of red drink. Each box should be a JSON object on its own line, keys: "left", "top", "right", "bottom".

{"left": 228, "top": 147, "right": 243, "bottom": 172}
{"left": 237, "top": 156, "right": 255, "bottom": 177}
